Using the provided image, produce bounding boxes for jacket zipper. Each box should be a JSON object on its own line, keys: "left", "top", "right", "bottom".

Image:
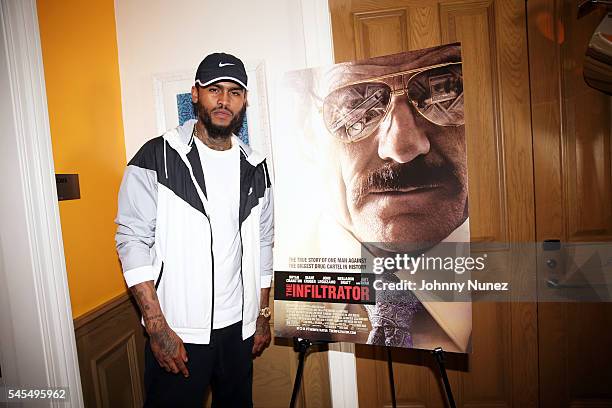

{"left": 239, "top": 228, "right": 245, "bottom": 325}
{"left": 154, "top": 262, "right": 164, "bottom": 289}
{"left": 205, "top": 213, "right": 215, "bottom": 335}
{"left": 238, "top": 151, "right": 246, "bottom": 327}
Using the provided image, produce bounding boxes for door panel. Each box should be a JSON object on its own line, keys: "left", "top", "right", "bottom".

{"left": 353, "top": 9, "right": 410, "bottom": 58}
{"left": 330, "top": 0, "right": 537, "bottom": 407}
{"left": 529, "top": 1, "right": 612, "bottom": 407}
{"left": 441, "top": 0, "right": 507, "bottom": 243}
{"left": 530, "top": 0, "right": 611, "bottom": 243}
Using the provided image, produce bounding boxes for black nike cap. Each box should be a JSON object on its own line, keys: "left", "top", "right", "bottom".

{"left": 195, "top": 52, "right": 248, "bottom": 90}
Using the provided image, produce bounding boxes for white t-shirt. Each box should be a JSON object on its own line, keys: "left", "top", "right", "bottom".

{"left": 194, "top": 137, "right": 243, "bottom": 329}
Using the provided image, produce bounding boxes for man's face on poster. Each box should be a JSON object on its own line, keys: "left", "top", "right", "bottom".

{"left": 318, "top": 45, "right": 468, "bottom": 252}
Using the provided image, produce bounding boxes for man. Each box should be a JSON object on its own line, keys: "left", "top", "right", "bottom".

{"left": 115, "top": 52, "right": 273, "bottom": 407}
{"left": 316, "top": 42, "right": 468, "bottom": 253}
{"left": 275, "top": 43, "right": 470, "bottom": 351}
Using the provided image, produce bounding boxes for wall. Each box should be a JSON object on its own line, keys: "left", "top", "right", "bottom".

{"left": 37, "top": 0, "right": 127, "bottom": 318}
{"left": 113, "top": 4, "right": 337, "bottom": 407}
{"left": 114, "top": 0, "right": 309, "bottom": 160}
{"left": 33, "top": 0, "right": 329, "bottom": 341}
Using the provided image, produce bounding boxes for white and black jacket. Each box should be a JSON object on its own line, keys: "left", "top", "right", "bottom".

{"left": 115, "top": 119, "right": 273, "bottom": 344}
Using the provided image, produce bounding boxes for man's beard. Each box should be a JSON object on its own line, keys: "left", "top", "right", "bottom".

{"left": 196, "top": 103, "right": 247, "bottom": 140}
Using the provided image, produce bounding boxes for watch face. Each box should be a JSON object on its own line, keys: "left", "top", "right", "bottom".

{"left": 260, "top": 307, "right": 271, "bottom": 318}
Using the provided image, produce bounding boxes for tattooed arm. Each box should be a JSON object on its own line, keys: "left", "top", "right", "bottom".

{"left": 131, "top": 281, "right": 189, "bottom": 377}
{"left": 252, "top": 287, "right": 271, "bottom": 357}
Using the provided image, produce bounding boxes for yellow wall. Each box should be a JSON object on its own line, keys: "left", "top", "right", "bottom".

{"left": 37, "top": 0, "right": 127, "bottom": 318}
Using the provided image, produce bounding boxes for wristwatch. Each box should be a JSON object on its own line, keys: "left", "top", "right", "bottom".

{"left": 259, "top": 306, "right": 271, "bottom": 319}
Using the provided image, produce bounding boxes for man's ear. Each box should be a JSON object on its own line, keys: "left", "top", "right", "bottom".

{"left": 191, "top": 85, "right": 198, "bottom": 103}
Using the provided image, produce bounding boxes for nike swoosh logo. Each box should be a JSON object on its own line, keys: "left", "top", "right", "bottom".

{"left": 219, "top": 62, "right": 235, "bottom": 67}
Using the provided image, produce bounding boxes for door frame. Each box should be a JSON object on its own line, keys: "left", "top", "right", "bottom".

{"left": 300, "top": 1, "right": 360, "bottom": 407}
{"left": 0, "top": 0, "right": 82, "bottom": 405}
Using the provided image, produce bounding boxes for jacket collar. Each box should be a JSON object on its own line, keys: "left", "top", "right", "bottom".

{"left": 166, "top": 119, "right": 266, "bottom": 166}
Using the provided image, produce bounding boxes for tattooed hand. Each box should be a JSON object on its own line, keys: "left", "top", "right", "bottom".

{"left": 148, "top": 318, "right": 189, "bottom": 377}
{"left": 252, "top": 315, "right": 271, "bottom": 357}
{"left": 130, "top": 281, "right": 189, "bottom": 377}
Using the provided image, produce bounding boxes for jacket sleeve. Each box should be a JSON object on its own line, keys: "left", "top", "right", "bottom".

{"left": 259, "top": 162, "right": 274, "bottom": 288}
{"left": 115, "top": 164, "right": 158, "bottom": 288}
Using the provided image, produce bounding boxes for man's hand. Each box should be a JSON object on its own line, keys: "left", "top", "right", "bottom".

{"left": 131, "top": 281, "right": 189, "bottom": 377}
{"left": 148, "top": 317, "right": 189, "bottom": 377}
{"left": 252, "top": 315, "right": 271, "bottom": 357}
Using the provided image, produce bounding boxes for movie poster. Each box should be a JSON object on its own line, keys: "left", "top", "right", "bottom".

{"left": 273, "top": 43, "right": 472, "bottom": 352}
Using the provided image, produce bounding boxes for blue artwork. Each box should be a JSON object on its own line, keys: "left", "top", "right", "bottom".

{"left": 176, "top": 93, "right": 195, "bottom": 126}
{"left": 177, "top": 92, "right": 249, "bottom": 145}
{"left": 236, "top": 115, "right": 249, "bottom": 145}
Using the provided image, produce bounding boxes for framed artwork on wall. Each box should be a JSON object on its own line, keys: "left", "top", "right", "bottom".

{"left": 152, "top": 60, "right": 273, "bottom": 177}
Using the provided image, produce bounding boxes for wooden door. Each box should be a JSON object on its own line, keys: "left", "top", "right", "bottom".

{"left": 529, "top": 1, "right": 612, "bottom": 407}
{"left": 329, "top": 0, "right": 538, "bottom": 406}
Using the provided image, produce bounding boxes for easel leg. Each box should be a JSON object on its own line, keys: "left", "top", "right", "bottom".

{"left": 386, "top": 346, "right": 397, "bottom": 408}
{"left": 432, "top": 347, "right": 457, "bottom": 408}
{"left": 290, "top": 338, "right": 312, "bottom": 408}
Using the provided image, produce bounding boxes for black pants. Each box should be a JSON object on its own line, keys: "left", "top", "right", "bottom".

{"left": 144, "top": 321, "right": 254, "bottom": 408}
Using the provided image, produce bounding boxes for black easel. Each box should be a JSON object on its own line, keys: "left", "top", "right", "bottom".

{"left": 289, "top": 338, "right": 330, "bottom": 408}
{"left": 432, "top": 347, "right": 457, "bottom": 408}
{"left": 386, "top": 346, "right": 457, "bottom": 408}
{"left": 386, "top": 347, "right": 397, "bottom": 408}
